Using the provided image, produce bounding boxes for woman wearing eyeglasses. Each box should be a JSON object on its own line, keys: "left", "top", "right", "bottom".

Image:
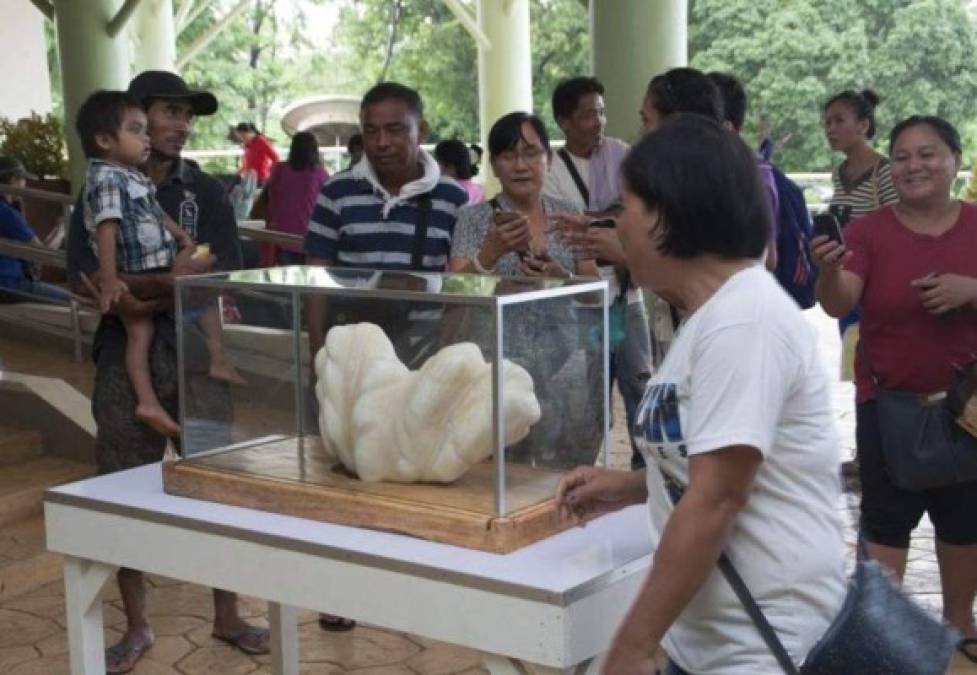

{"left": 449, "top": 111, "right": 600, "bottom": 465}
{"left": 449, "top": 111, "right": 595, "bottom": 279}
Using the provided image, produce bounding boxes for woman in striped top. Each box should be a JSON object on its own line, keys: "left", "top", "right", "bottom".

{"left": 823, "top": 89, "right": 899, "bottom": 226}
{"left": 823, "top": 89, "right": 900, "bottom": 349}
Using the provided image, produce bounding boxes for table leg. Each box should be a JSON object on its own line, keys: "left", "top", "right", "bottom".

{"left": 63, "top": 555, "right": 116, "bottom": 675}
{"left": 269, "top": 602, "right": 299, "bottom": 675}
{"left": 482, "top": 653, "right": 591, "bottom": 675}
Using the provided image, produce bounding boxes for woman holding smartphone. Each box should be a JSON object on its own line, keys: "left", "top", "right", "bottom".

{"left": 449, "top": 111, "right": 599, "bottom": 465}
{"left": 449, "top": 111, "right": 594, "bottom": 279}
{"left": 813, "top": 115, "right": 977, "bottom": 662}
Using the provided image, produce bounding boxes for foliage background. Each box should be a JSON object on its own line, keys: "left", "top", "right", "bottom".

{"left": 41, "top": 0, "right": 977, "bottom": 173}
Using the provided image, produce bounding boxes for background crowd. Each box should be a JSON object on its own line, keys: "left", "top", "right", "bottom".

{"left": 0, "top": 57, "right": 975, "bottom": 674}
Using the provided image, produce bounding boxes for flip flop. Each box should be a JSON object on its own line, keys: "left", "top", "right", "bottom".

{"left": 105, "top": 640, "right": 152, "bottom": 674}
{"left": 211, "top": 626, "right": 271, "bottom": 655}
{"left": 319, "top": 613, "right": 356, "bottom": 632}
{"left": 958, "top": 637, "right": 977, "bottom": 665}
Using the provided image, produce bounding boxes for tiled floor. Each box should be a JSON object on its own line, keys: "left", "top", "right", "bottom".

{"left": 1, "top": 310, "right": 975, "bottom": 674}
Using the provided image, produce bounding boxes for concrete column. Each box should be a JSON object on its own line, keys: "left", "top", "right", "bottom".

{"left": 476, "top": 0, "right": 533, "bottom": 194}
{"left": 53, "top": 0, "right": 131, "bottom": 191}
{"left": 0, "top": 3, "right": 52, "bottom": 121}
{"left": 591, "top": 0, "right": 688, "bottom": 142}
{"left": 131, "top": 0, "right": 177, "bottom": 73}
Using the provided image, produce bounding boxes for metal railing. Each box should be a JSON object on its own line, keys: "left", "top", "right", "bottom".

{"left": 0, "top": 238, "right": 89, "bottom": 363}
{"left": 0, "top": 184, "right": 304, "bottom": 362}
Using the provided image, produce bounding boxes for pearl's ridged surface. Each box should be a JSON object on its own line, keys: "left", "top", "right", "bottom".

{"left": 314, "top": 323, "right": 541, "bottom": 483}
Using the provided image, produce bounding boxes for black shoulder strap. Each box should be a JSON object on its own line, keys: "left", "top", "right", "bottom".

{"left": 660, "top": 471, "right": 800, "bottom": 675}
{"left": 557, "top": 148, "right": 590, "bottom": 208}
{"left": 411, "top": 195, "right": 433, "bottom": 269}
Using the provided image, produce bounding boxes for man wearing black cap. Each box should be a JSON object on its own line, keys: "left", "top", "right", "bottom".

{"left": 66, "top": 71, "right": 269, "bottom": 672}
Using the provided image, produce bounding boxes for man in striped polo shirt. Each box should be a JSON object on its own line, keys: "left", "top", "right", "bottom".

{"left": 304, "top": 82, "right": 468, "bottom": 366}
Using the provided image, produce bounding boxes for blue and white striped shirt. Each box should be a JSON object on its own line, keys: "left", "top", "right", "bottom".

{"left": 304, "top": 168, "right": 467, "bottom": 271}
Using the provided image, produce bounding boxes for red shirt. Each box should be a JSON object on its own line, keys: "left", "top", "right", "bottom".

{"left": 240, "top": 135, "right": 280, "bottom": 183}
{"left": 845, "top": 203, "right": 977, "bottom": 403}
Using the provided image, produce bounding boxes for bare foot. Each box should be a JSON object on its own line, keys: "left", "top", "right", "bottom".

{"left": 209, "top": 361, "right": 248, "bottom": 386}
{"left": 105, "top": 627, "right": 154, "bottom": 674}
{"left": 212, "top": 617, "right": 270, "bottom": 655}
{"left": 136, "top": 404, "right": 180, "bottom": 437}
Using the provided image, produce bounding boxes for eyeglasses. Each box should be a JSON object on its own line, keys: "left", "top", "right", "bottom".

{"left": 495, "top": 146, "right": 546, "bottom": 164}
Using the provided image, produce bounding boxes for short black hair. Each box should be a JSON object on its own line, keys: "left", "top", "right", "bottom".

{"left": 889, "top": 115, "right": 962, "bottom": 156}
{"left": 707, "top": 72, "right": 746, "bottom": 131}
{"left": 646, "top": 68, "right": 724, "bottom": 124}
{"left": 434, "top": 139, "right": 479, "bottom": 179}
{"left": 235, "top": 122, "right": 260, "bottom": 134}
{"left": 287, "top": 131, "right": 321, "bottom": 171}
{"left": 824, "top": 89, "right": 880, "bottom": 139}
{"left": 551, "top": 77, "right": 605, "bottom": 121}
{"left": 621, "top": 114, "right": 769, "bottom": 260}
{"left": 347, "top": 133, "right": 363, "bottom": 153}
{"left": 487, "top": 112, "right": 551, "bottom": 159}
{"left": 361, "top": 82, "right": 423, "bottom": 118}
{"left": 75, "top": 90, "right": 144, "bottom": 159}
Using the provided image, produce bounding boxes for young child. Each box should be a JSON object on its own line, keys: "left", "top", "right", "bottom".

{"left": 76, "top": 90, "right": 242, "bottom": 437}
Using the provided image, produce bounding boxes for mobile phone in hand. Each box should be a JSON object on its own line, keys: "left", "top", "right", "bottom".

{"left": 590, "top": 217, "right": 616, "bottom": 229}
{"left": 812, "top": 212, "right": 844, "bottom": 245}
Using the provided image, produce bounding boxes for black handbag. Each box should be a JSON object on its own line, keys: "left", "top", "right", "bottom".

{"left": 865, "top": 343, "right": 977, "bottom": 490}
{"left": 660, "top": 471, "right": 958, "bottom": 675}
{"left": 875, "top": 386, "right": 977, "bottom": 490}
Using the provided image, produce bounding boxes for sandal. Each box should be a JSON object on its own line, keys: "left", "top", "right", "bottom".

{"left": 105, "top": 640, "right": 152, "bottom": 674}
{"left": 959, "top": 637, "right": 977, "bottom": 665}
{"left": 318, "top": 613, "right": 356, "bottom": 632}
{"left": 211, "top": 626, "right": 271, "bottom": 655}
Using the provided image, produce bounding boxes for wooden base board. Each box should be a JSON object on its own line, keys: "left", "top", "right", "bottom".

{"left": 162, "top": 436, "right": 573, "bottom": 553}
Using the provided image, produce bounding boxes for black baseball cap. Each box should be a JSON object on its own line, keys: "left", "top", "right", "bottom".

{"left": 127, "top": 70, "right": 218, "bottom": 116}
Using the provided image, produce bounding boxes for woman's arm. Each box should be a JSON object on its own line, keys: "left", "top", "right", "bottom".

{"left": 811, "top": 235, "right": 863, "bottom": 318}
{"left": 448, "top": 205, "right": 528, "bottom": 274}
{"left": 910, "top": 273, "right": 977, "bottom": 314}
{"left": 603, "top": 445, "right": 762, "bottom": 675}
{"left": 555, "top": 466, "right": 647, "bottom": 523}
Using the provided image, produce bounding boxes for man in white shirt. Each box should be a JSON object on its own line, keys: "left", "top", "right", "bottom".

{"left": 544, "top": 76, "right": 653, "bottom": 468}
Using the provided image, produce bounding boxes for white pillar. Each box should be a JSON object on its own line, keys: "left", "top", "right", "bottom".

{"left": 476, "top": 0, "right": 533, "bottom": 194}
{"left": 0, "top": 3, "right": 53, "bottom": 120}
{"left": 131, "top": 0, "right": 177, "bottom": 73}
{"left": 591, "top": 0, "right": 688, "bottom": 142}
{"left": 53, "top": 0, "right": 132, "bottom": 191}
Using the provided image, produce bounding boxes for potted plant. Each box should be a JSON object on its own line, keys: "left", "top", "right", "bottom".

{"left": 0, "top": 112, "right": 70, "bottom": 242}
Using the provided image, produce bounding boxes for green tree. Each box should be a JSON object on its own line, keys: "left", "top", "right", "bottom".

{"left": 179, "top": 0, "right": 328, "bottom": 155}
{"left": 690, "top": 0, "right": 977, "bottom": 171}
{"left": 322, "top": 0, "right": 589, "bottom": 143}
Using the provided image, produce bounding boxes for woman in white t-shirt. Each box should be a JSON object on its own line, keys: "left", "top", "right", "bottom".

{"left": 556, "top": 115, "right": 845, "bottom": 675}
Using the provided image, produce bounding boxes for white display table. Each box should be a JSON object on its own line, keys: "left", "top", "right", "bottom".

{"left": 45, "top": 463, "right": 651, "bottom": 675}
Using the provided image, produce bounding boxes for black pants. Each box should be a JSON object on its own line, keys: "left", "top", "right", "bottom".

{"left": 857, "top": 400, "right": 977, "bottom": 547}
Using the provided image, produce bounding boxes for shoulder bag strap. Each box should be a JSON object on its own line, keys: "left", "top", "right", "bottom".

{"left": 411, "top": 195, "right": 433, "bottom": 269}
{"left": 660, "top": 471, "right": 801, "bottom": 675}
{"left": 871, "top": 160, "right": 882, "bottom": 209}
{"left": 557, "top": 148, "right": 590, "bottom": 208}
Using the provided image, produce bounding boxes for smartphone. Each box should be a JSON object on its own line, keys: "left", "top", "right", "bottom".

{"left": 812, "top": 212, "right": 844, "bottom": 245}
{"left": 489, "top": 201, "right": 529, "bottom": 259}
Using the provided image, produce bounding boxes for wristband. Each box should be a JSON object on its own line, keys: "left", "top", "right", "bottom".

{"left": 471, "top": 250, "right": 493, "bottom": 274}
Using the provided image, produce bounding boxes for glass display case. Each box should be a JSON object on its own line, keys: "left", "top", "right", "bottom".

{"left": 163, "top": 266, "right": 609, "bottom": 552}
